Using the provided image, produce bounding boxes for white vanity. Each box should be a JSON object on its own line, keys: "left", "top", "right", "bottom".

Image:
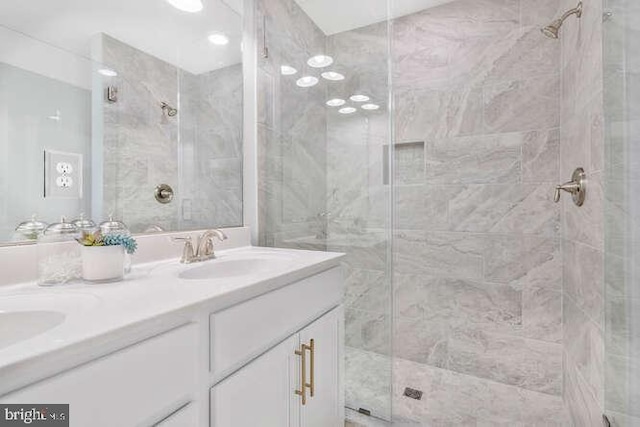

{"left": 0, "top": 231, "right": 345, "bottom": 427}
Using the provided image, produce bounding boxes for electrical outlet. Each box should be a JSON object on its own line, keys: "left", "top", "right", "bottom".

{"left": 56, "top": 175, "right": 73, "bottom": 188}
{"left": 56, "top": 162, "right": 73, "bottom": 174}
{"left": 44, "top": 150, "right": 83, "bottom": 199}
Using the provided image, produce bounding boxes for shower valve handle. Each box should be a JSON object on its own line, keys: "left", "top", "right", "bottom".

{"left": 554, "top": 182, "right": 580, "bottom": 202}
{"left": 554, "top": 168, "right": 586, "bottom": 206}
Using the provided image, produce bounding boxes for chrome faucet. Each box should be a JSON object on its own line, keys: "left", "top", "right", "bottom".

{"left": 171, "top": 236, "right": 196, "bottom": 264}
{"left": 172, "top": 230, "right": 228, "bottom": 264}
{"left": 196, "top": 229, "right": 228, "bottom": 261}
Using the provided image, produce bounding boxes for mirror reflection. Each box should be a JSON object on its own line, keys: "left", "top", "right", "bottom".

{"left": 0, "top": 0, "right": 244, "bottom": 244}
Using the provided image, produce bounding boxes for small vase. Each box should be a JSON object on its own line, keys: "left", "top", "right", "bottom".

{"left": 81, "top": 245, "right": 125, "bottom": 282}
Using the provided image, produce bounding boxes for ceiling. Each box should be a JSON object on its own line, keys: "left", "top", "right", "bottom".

{"left": 0, "top": 0, "right": 242, "bottom": 77}
{"left": 294, "top": 0, "right": 457, "bottom": 35}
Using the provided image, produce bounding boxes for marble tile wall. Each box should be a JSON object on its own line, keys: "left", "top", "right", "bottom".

{"left": 558, "top": 0, "right": 606, "bottom": 424}
{"left": 101, "top": 35, "right": 243, "bottom": 233}
{"left": 179, "top": 64, "right": 244, "bottom": 230}
{"left": 603, "top": 0, "right": 640, "bottom": 425}
{"left": 390, "top": 0, "right": 564, "bottom": 419}
{"left": 256, "top": 0, "right": 328, "bottom": 248}
{"left": 102, "top": 34, "right": 180, "bottom": 232}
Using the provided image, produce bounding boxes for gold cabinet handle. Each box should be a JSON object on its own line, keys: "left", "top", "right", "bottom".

{"left": 308, "top": 339, "right": 315, "bottom": 397}
{"left": 294, "top": 339, "right": 315, "bottom": 405}
{"left": 295, "top": 343, "right": 308, "bottom": 405}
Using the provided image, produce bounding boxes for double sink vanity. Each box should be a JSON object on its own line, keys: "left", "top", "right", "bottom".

{"left": 0, "top": 228, "right": 345, "bottom": 426}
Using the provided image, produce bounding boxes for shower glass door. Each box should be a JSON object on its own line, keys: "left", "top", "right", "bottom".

{"left": 604, "top": 0, "right": 640, "bottom": 424}
{"left": 253, "top": 0, "right": 393, "bottom": 421}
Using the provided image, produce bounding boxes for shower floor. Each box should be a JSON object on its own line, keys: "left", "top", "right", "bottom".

{"left": 346, "top": 347, "right": 568, "bottom": 426}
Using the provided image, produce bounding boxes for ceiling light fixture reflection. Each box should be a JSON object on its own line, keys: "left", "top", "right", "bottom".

{"left": 208, "top": 33, "right": 230, "bottom": 45}
{"left": 165, "top": 0, "right": 204, "bottom": 13}
{"left": 307, "top": 55, "right": 334, "bottom": 68}
{"left": 339, "top": 107, "right": 357, "bottom": 114}
{"left": 326, "top": 98, "right": 346, "bottom": 107}
{"left": 361, "top": 103, "right": 380, "bottom": 110}
{"left": 350, "top": 95, "right": 370, "bottom": 102}
{"left": 296, "top": 76, "right": 319, "bottom": 88}
{"left": 98, "top": 68, "right": 118, "bottom": 77}
{"left": 321, "top": 71, "right": 345, "bottom": 81}
{"left": 280, "top": 65, "right": 298, "bottom": 75}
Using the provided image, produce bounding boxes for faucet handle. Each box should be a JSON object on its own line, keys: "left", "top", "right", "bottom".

{"left": 554, "top": 167, "right": 586, "bottom": 206}
{"left": 171, "top": 236, "right": 196, "bottom": 263}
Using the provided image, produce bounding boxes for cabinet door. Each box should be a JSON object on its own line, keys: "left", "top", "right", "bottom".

{"left": 298, "top": 307, "right": 343, "bottom": 427}
{"left": 210, "top": 335, "right": 299, "bottom": 427}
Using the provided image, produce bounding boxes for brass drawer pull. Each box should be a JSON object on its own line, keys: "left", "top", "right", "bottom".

{"left": 294, "top": 339, "right": 315, "bottom": 405}
{"left": 308, "top": 339, "right": 315, "bottom": 397}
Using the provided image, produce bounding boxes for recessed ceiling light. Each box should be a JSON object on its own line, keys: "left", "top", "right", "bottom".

{"left": 208, "top": 33, "right": 230, "bottom": 45}
{"left": 339, "top": 107, "right": 357, "bottom": 114}
{"left": 296, "top": 76, "right": 319, "bottom": 88}
{"left": 326, "top": 98, "right": 346, "bottom": 107}
{"left": 361, "top": 103, "right": 380, "bottom": 110}
{"left": 321, "top": 71, "right": 345, "bottom": 81}
{"left": 307, "top": 55, "right": 334, "bottom": 68}
{"left": 350, "top": 95, "right": 370, "bottom": 102}
{"left": 280, "top": 65, "right": 298, "bottom": 76}
{"left": 165, "top": 0, "right": 203, "bottom": 13}
{"left": 98, "top": 68, "right": 118, "bottom": 77}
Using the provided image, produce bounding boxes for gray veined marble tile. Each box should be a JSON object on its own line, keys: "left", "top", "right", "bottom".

{"left": 563, "top": 295, "right": 604, "bottom": 405}
{"left": 521, "top": 286, "right": 562, "bottom": 343}
{"left": 482, "top": 234, "right": 561, "bottom": 289}
{"left": 484, "top": 75, "right": 560, "bottom": 133}
{"left": 606, "top": 353, "right": 640, "bottom": 418}
{"left": 393, "top": 356, "right": 566, "bottom": 426}
{"left": 447, "top": 183, "right": 560, "bottom": 236}
{"left": 345, "top": 308, "right": 392, "bottom": 356}
{"left": 447, "top": 327, "right": 562, "bottom": 395}
{"left": 394, "top": 87, "right": 484, "bottom": 141}
{"left": 345, "top": 346, "right": 392, "bottom": 421}
{"left": 522, "top": 128, "right": 560, "bottom": 183}
{"left": 564, "top": 351, "right": 604, "bottom": 427}
{"left": 423, "top": 134, "right": 522, "bottom": 185}
{"left": 394, "top": 231, "right": 484, "bottom": 281}
{"left": 564, "top": 239, "right": 604, "bottom": 327}
{"left": 393, "top": 316, "right": 449, "bottom": 368}
{"left": 344, "top": 268, "right": 390, "bottom": 314}
{"left": 393, "top": 273, "right": 522, "bottom": 330}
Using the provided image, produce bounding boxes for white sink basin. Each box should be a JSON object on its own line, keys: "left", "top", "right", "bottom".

{"left": 0, "top": 293, "right": 100, "bottom": 350}
{"left": 179, "top": 255, "right": 292, "bottom": 281}
{"left": 0, "top": 311, "right": 65, "bottom": 349}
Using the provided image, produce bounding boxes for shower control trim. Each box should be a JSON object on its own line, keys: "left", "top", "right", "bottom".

{"left": 554, "top": 167, "right": 586, "bottom": 206}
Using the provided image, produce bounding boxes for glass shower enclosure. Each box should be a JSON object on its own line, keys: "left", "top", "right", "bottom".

{"left": 253, "top": 0, "right": 393, "bottom": 420}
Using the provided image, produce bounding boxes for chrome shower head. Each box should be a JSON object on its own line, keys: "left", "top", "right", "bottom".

{"left": 161, "top": 102, "right": 178, "bottom": 117}
{"left": 541, "top": 20, "right": 562, "bottom": 39}
{"left": 541, "top": 2, "right": 583, "bottom": 39}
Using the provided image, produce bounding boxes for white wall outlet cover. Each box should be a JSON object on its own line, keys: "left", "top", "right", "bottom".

{"left": 44, "top": 150, "right": 83, "bottom": 199}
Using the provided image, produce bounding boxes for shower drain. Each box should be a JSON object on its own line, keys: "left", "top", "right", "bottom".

{"left": 403, "top": 387, "right": 423, "bottom": 400}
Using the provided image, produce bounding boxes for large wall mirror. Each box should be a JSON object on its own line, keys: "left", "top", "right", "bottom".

{"left": 0, "top": 0, "right": 244, "bottom": 245}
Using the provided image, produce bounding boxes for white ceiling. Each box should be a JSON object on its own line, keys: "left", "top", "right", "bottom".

{"left": 294, "top": 0, "right": 457, "bottom": 35}
{"left": 0, "top": 0, "right": 242, "bottom": 77}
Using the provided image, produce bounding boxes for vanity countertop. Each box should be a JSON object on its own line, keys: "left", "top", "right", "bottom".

{"left": 0, "top": 245, "right": 344, "bottom": 395}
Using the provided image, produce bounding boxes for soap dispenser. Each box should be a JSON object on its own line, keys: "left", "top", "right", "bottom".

{"left": 37, "top": 217, "right": 81, "bottom": 286}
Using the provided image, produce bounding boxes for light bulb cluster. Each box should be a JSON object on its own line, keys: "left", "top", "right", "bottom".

{"left": 279, "top": 55, "right": 345, "bottom": 88}
{"left": 326, "top": 95, "right": 380, "bottom": 115}
{"left": 280, "top": 54, "right": 381, "bottom": 115}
